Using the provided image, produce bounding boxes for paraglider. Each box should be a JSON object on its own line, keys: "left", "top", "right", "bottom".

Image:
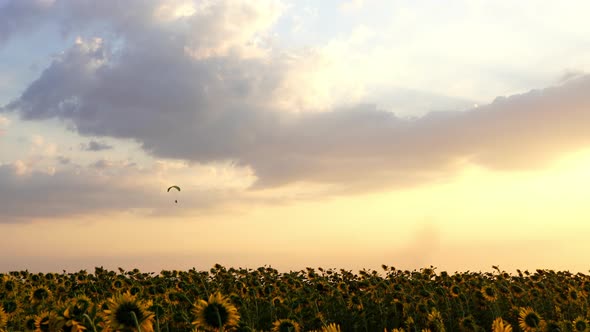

{"left": 167, "top": 185, "right": 181, "bottom": 203}
{"left": 167, "top": 185, "right": 181, "bottom": 192}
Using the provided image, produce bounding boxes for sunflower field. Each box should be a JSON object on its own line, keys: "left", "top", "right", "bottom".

{"left": 1, "top": 264, "right": 589, "bottom": 332}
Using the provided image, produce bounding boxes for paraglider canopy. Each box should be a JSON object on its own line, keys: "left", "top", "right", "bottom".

{"left": 167, "top": 185, "right": 181, "bottom": 192}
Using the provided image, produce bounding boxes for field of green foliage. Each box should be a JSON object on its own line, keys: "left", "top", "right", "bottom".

{"left": 0, "top": 264, "right": 589, "bottom": 332}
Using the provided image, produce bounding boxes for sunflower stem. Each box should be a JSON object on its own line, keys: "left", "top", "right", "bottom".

{"left": 83, "top": 313, "right": 98, "bottom": 332}
{"left": 215, "top": 305, "right": 224, "bottom": 332}
{"left": 131, "top": 310, "right": 142, "bottom": 332}
{"left": 178, "top": 292, "right": 193, "bottom": 304}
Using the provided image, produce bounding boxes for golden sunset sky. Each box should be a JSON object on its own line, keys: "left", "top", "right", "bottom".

{"left": 1, "top": 0, "right": 590, "bottom": 273}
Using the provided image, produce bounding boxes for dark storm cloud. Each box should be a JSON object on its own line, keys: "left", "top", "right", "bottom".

{"left": 3, "top": 0, "right": 590, "bottom": 192}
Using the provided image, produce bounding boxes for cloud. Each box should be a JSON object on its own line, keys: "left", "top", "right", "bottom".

{"left": 81, "top": 140, "right": 113, "bottom": 151}
{"left": 0, "top": 115, "right": 8, "bottom": 137}
{"left": 339, "top": 0, "right": 365, "bottom": 13}
{"left": 0, "top": 115, "right": 8, "bottom": 126}
{"left": 0, "top": 0, "right": 56, "bottom": 47}
{"left": 90, "top": 159, "right": 113, "bottom": 169}
{"left": 0, "top": 160, "right": 245, "bottom": 223}
{"left": 0, "top": 162, "right": 141, "bottom": 222}
{"left": 56, "top": 156, "right": 70, "bottom": 164}
{"left": 3, "top": 0, "right": 590, "bottom": 194}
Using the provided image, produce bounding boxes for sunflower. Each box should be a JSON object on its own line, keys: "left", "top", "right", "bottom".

{"left": 2, "top": 276, "right": 16, "bottom": 293}
{"left": 31, "top": 286, "right": 52, "bottom": 303}
{"left": 22, "top": 315, "right": 37, "bottom": 332}
{"left": 62, "top": 318, "right": 87, "bottom": 332}
{"left": 518, "top": 307, "right": 545, "bottom": 332}
{"left": 271, "top": 296, "right": 285, "bottom": 307}
{"left": 112, "top": 279, "right": 125, "bottom": 290}
{"left": 2, "top": 300, "right": 17, "bottom": 316}
{"left": 271, "top": 319, "right": 301, "bottom": 332}
{"left": 405, "top": 317, "right": 415, "bottom": 331}
{"left": 129, "top": 285, "right": 142, "bottom": 296}
{"left": 449, "top": 285, "right": 461, "bottom": 297}
{"left": 459, "top": 315, "right": 479, "bottom": 332}
{"left": 34, "top": 311, "right": 64, "bottom": 332}
{"left": 510, "top": 285, "right": 524, "bottom": 298}
{"left": 104, "top": 292, "right": 154, "bottom": 332}
{"left": 192, "top": 292, "right": 240, "bottom": 331}
{"left": 347, "top": 295, "right": 364, "bottom": 311}
{"left": 561, "top": 321, "right": 575, "bottom": 332}
{"left": 545, "top": 320, "right": 562, "bottom": 332}
{"left": 481, "top": 285, "right": 497, "bottom": 302}
{"left": 63, "top": 295, "right": 93, "bottom": 332}
{"left": 426, "top": 309, "right": 445, "bottom": 332}
{"left": 164, "top": 291, "right": 181, "bottom": 305}
{"left": 321, "top": 323, "right": 341, "bottom": 332}
{"left": 573, "top": 316, "right": 589, "bottom": 332}
{"left": 0, "top": 307, "right": 7, "bottom": 330}
{"left": 491, "top": 317, "right": 512, "bottom": 332}
{"left": 569, "top": 288, "right": 580, "bottom": 302}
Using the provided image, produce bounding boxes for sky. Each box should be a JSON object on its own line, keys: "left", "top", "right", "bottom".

{"left": 1, "top": 0, "right": 590, "bottom": 274}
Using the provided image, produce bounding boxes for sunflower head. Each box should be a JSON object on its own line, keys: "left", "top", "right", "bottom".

{"left": 111, "top": 279, "right": 125, "bottom": 290}
{"left": 459, "top": 315, "right": 479, "bottom": 332}
{"left": 2, "top": 276, "right": 16, "bottom": 293}
{"left": 561, "top": 321, "right": 575, "bottom": 332}
{"left": 62, "top": 318, "right": 88, "bottom": 332}
{"left": 192, "top": 292, "right": 240, "bottom": 331}
{"left": 405, "top": 317, "right": 415, "bottom": 330}
{"left": 321, "top": 323, "right": 341, "bottom": 332}
{"left": 34, "top": 311, "right": 64, "bottom": 332}
{"left": 569, "top": 288, "right": 580, "bottom": 301}
{"left": 31, "top": 287, "right": 52, "bottom": 303}
{"left": 481, "top": 285, "right": 497, "bottom": 302}
{"left": 518, "top": 307, "right": 545, "bottom": 332}
{"left": 0, "top": 307, "right": 7, "bottom": 329}
{"left": 491, "top": 317, "right": 513, "bottom": 332}
{"left": 104, "top": 292, "right": 154, "bottom": 332}
{"left": 573, "top": 316, "right": 589, "bottom": 332}
{"left": 67, "top": 295, "right": 93, "bottom": 318}
{"left": 271, "top": 319, "right": 301, "bottom": 332}
{"left": 62, "top": 295, "right": 93, "bottom": 332}
{"left": 545, "top": 320, "right": 562, "bottom": 332}
{"left": 426, "top": 309, "right": 445, "bottom": 332}
{"left": 165, "top": 291, "right": 181, "bottom": 304}
{"left": 510, "top": 285, "right": 524, "bottom": 298}
{"left": 2, "top": 300, "right": 18, "bottom": 314}
{"left": 449, "top": 285, "right": 461, "bottom": 297}
{"left": 130, "top": 285, "right": 142, "bottom": 296}
{"left": 24, "top": 315, "right": 37, "bottom": 332}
